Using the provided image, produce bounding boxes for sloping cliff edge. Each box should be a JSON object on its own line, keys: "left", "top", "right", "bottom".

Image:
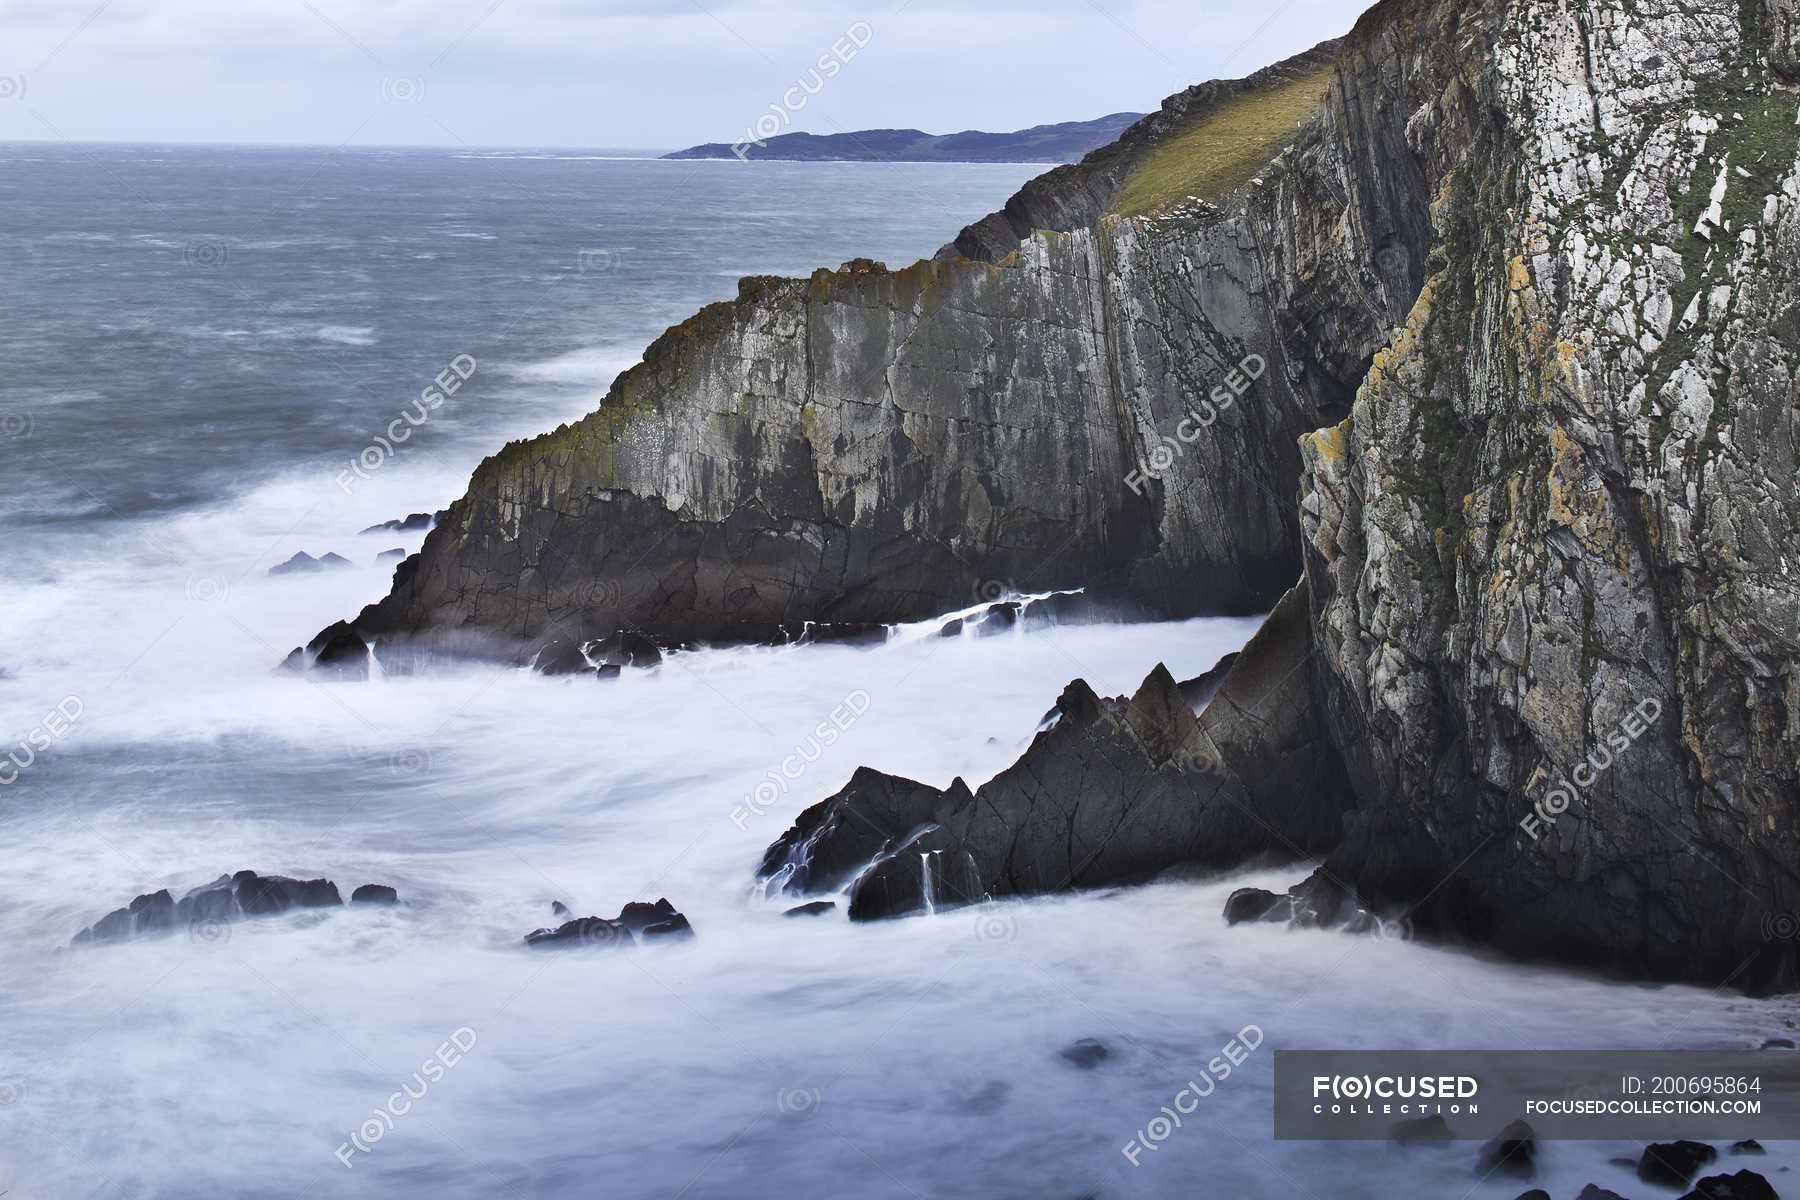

{"left": 759, "top": 0, "right": 1800, "bottom": 993}
{"left": 310, "top": 37, "right": 1388, "bottom": 660}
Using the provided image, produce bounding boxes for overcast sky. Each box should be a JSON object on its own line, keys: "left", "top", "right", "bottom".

{"left": 0, "top": 0, "right": 1374, "bottom": 148}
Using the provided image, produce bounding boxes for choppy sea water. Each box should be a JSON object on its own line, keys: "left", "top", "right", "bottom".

{"left": 0, "top": 144, "right": 1794, "bottom": 1199}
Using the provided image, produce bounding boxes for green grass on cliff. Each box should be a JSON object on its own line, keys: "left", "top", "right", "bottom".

{"left": 1112, "top": 67, "right": 1334, "bottom": 217}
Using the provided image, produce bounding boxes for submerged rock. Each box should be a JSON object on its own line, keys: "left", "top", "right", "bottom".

{"left": 783, "top": 900, "right": 836, "bottom": 918}
{"left": 1640, "top": 1142, "right": 1719, "bottom": 1188}
{"left": 350, "top": 884, "right": 399, "bottom": 905}
{"left": 360, "top": 512, "right": 436, "bottom": 535}
{"left": 304, "top": 621, "right": 370, "bottom": 682}
{"left": 270, "top": 551, "right": 350, "bottom": 576}
{"left": 1678, "top": 1171, "right": 1779, "bottom": 1200}
{"left": 72, "top": 870, "right": 375, "bottom": 945}
{"left": 523, "top": 899, "right": 693, "bottom": 949}
{"left": 533, "top": 638, "right": 592, "bottom": 676}
{"left": 1057, "top": 1039, "right": 1111, "bottom": 1070}
{"left": 1477, "top": 1120, "right": 1536, "bottom": 1180}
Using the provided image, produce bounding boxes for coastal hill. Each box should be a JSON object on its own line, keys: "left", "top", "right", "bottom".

{"left": 661, "top": 113, "right": 1143, "bottom": 162}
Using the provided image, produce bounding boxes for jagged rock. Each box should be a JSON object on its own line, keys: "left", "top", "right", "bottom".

{"left": 1392, "top": 1114, "right": 1453, "bottom": 1144}
{"left": 615, "top": 898, "right": 680, "bottom": 936}
{"left": 306, "top": 621, "right": 370, "bottom": 682}
{"left": 1178, "top": 652, "right": 1240, "bottom": 712}
{"left": 1731, "top": 1140, "right": 1766, "bottom": 1156}
{"left": 533, "top": 638, "right": 592, "bottom": 676}
{"left": 1478, "top": 1121, "right": 1537, "bottom": 1180}
{"left": 1679, "top": 1171, "right": 1779, "bottom": 1200}
{"left": 73, "top": 871, "right": 349, "bottom": 945}
{"left": 761, "top": 582, "right": 1354, "bottom": 920}
{"left": 1641, "top": 1143, "right": 1720, "bottom": 1188}
{"left": 524, "top": 899, "right": 693, "bottom": 948}
{"left": 783, "top": 900, "right": 836, "bottom": 917}
{"left": 350, "top": 885, "right": 398, "bottom": 905}
{"left": 551, "top": 900, "right": 571, "bottom": 917}
{"left": 271, "top": 551, "right": 351, "bottom": 576}
{"left": 972, "top": 602, "right": 1021, "bottom": 636}
{"left": 234, "top": 870, "right": 341, "bottom": 915}
{"left": 360, "top": 512, "right": 436, "bottom": 535}
{"left": 1058, "top": 1039, "right": 1111, "bottom": 1070}
{"left": 270, "top": 552, "right": 320, "bottom": 576}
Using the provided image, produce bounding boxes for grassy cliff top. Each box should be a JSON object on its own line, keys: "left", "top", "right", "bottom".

{"left": 1111, "top": 65, "right": 1335, "bottom": 217}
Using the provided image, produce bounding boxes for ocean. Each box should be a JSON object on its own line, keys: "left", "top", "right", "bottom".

{"left": 0, "top": 143, "right": 1790, "bottom": 1199}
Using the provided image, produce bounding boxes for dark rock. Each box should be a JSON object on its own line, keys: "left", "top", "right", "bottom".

{"left": 1679, "top": 1171, "right": 1779, "bottom": 1200}
{"left": 360, "top": 512, "right": 435, "bottom": 535}
{"left": 973, "top": 602, "right": 1021, "bottom": 636}
{"left": 1224, "top": 887, "right": 1291, "bottom": 925}
{"left": 524, "top": 916, "right": 631, "bottom": 950}
{"left": 234, "top": 870, "right": 341, "bottom": 915}
{"left": 1640, "top": 1142, "right": 1719, "bottom": 1188}
{"left": 1391, "top": 1114, "right": 1453, "bottom": 1144}
{"left": 1178, "top": 652, "right": 1241, "bottom": 712}
{"left": 591, "top": 631, "right": 662, "bottom": 669}
{"left": 306, "top": 621, "right": 370, "bottom": 681}
{"left": 89, "top": 907, "right": 133, "bottom": 943}
{"left": 1512, "top": 1191, "right": 1551, "bottom": 1200}
{"left": 551, "top": 900, "right": 571, "bottom": 917}
{"left": 1731, "top": 1140, "right": 1766, "bottom": 1156}
{"left": 1477, "top": 1121, "right": 1536, "bottom": 1180}
{"left": 533, "top": 638, "right": 592, "bottom": 676}
{"left": 350, "top": 884, "right": 398, "bottom": 905}
{"left": 640, "top": 913, "right": 695, "bottom": 940}
{"left": 1058, "top": 1039, "right": 1110, "bottom": 1070}
{"left": 936, "top": 618, "right": 964, "bottom": 638}
{"left": 1578, "top": 1186, "right": 1630, "bottom": 1200}
{"left": 526, "top": 900, "right": 693, "bottom": 947}
{"left": 846, "top": 847, "right": 983, "bottom": 921}
{"left": 277, "top": 647, "right": 306, "bottom": 673}
{"left": 762, "top": 585, "right": 1355, "bottom": 922}
{"left": 76, "top": 871, "right": 351, "bottom": 945}
{"left": 377, "top": 548, "right": 406, "bottom": 564}
{"left": 128, "top": 889, "right": 176, "bottom": 935}
{"left": 595, "top": 664, "right": 622, "bottom": 681}
{"left": 270, "top": 552, "right": 321, "bottom": 576}
{"left": 783, "top": 900, "right": 836, "bottom": 917}
{"left": 616, "top": 898, "right": 680, "bottom": 937}
{"left": 1759, "top": 1038, "right": 1795, "bottom": 1049}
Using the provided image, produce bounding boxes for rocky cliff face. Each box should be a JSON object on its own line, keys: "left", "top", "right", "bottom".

{"left": 1298, "top": 0, "right": 1800, "bottom": 990}
{"left": 318, "top": 41, "right": 1403, "bottom": 660}
{"left": 760, "top": 0, "right": 1800, "bottom": 991}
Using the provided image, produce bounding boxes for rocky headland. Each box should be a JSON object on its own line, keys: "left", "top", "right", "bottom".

{"left": 301, "top": 0, "right": 1800, "bottom": 992}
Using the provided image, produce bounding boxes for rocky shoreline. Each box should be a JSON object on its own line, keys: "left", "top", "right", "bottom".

{"left": 289, "top": 0, "right": 1800, "bottom": 993}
